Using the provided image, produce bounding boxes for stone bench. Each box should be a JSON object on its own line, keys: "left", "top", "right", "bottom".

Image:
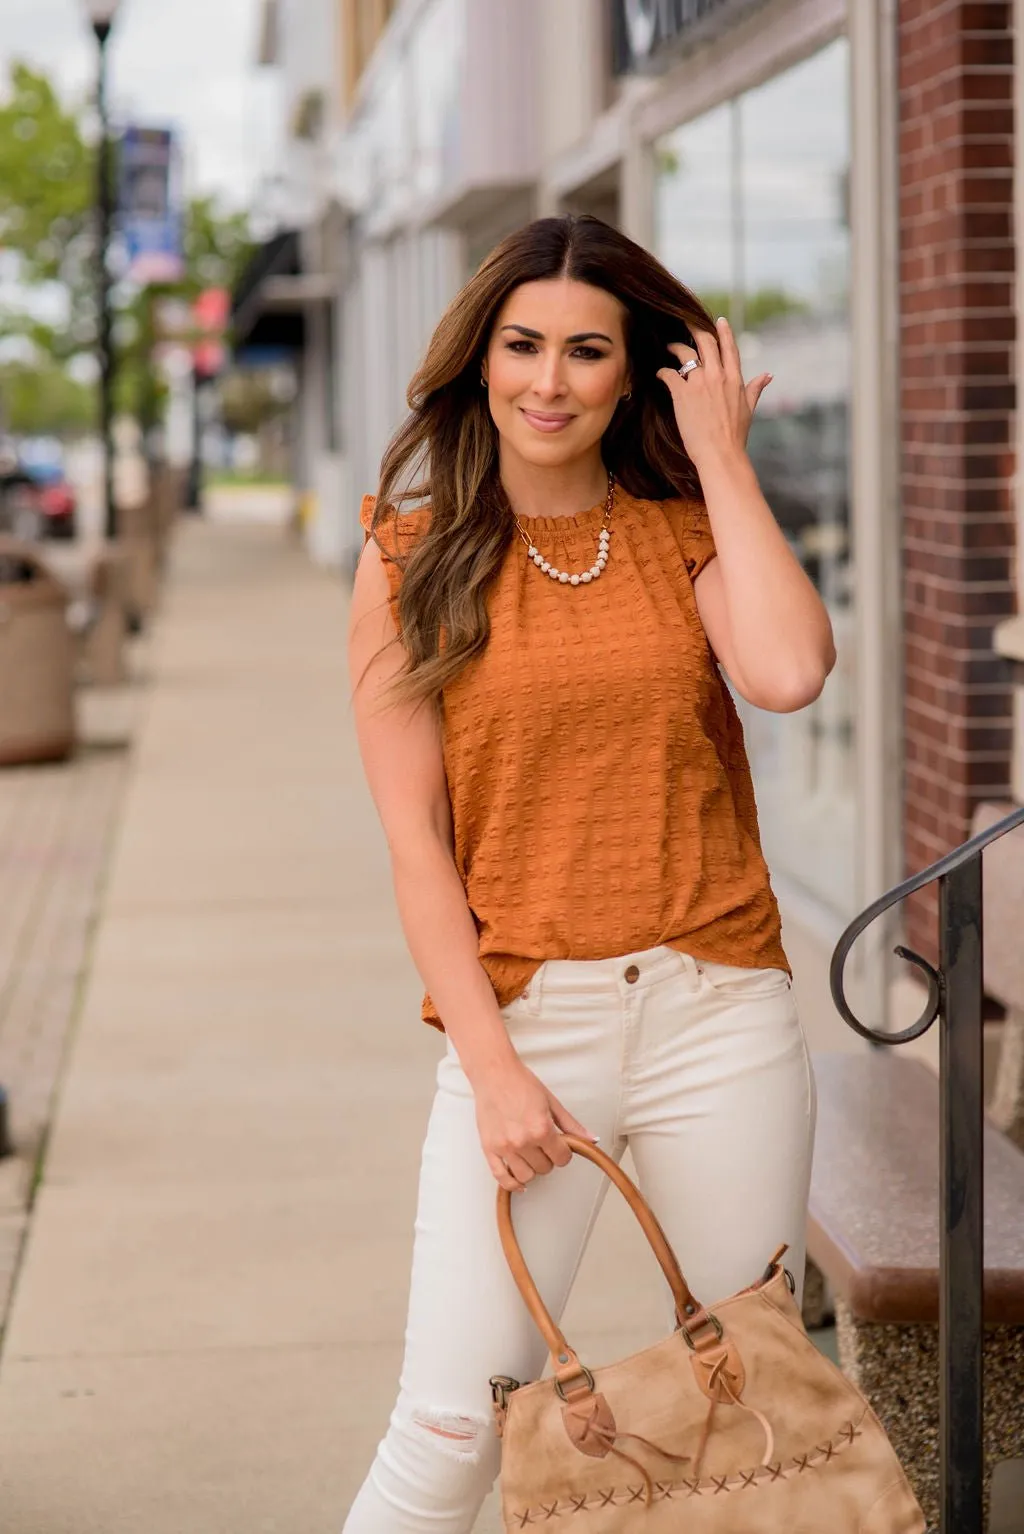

{"left": 806, "top": 1050, "right": 1024, "bottom": 1531}
{"left": 973, "top": 801, "right": 1024, "bottom": 1153}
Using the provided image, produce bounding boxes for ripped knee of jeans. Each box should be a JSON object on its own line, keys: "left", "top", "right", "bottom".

{"left": 407, "top": 1403, "right": 491, "bottom": 1464}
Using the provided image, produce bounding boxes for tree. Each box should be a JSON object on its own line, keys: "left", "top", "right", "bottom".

{"left": 182, "top": 195, "right": 253, "bottom": 296}
{"left": 0, "top": 62, "right": 95, "bottom": 358}
{"left": 698, "top": 286, "right": 810, "bottom": 332}
{"left": 219, "top": 370, "right": 290, "bottom": 435}
{"left": 0, "top": 359, "right": 94, "bottom": 436}
{"left": 0, "top": 60, "right": 254, "bottom": 437}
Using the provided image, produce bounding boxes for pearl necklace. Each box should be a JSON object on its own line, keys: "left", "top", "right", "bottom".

{"left": 513, "top": 474, "right": 615, "bottom": 586}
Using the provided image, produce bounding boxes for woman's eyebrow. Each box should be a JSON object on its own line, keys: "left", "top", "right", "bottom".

{"left": 500, "top": 324, "right": 614, "bottom": 345}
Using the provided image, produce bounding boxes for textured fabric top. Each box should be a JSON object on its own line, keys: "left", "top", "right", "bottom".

{"left": 360, "top": 488, "right": 788, "bottom": 1030}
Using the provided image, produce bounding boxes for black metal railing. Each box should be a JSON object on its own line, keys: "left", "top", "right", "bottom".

{"left": 829, "top": 801, "right": 1024, "bottom": 1534}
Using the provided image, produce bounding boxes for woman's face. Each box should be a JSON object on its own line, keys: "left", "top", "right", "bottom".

{"left": 481, "top": 278, "right": 630, "bottom": 468}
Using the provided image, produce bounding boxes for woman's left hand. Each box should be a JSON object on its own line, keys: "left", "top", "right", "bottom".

{"left": 656, "top": 317, "right": 771, "bottom": 470}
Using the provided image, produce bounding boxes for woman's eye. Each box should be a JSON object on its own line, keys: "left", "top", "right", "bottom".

{"left": 503, "top": 341, "right": 607, "bottom": 360}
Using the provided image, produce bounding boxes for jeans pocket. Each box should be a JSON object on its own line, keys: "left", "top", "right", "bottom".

{"left": 699, "top": 960, "right": 793, "bottom": 1000}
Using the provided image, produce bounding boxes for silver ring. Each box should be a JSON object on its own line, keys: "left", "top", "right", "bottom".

{"left": 677, "top": 359, "right": 701, "bottom": 379}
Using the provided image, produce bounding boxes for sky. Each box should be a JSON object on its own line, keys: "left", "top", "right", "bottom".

{"left": 1, "top": 0, "right": 278, "bottom": 210}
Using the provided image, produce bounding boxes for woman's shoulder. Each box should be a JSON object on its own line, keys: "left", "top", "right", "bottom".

{"left": 626, "top": 489, "right": 706, "bottom": 526}
{"left": 360, "top": 493, "right": 432, "bottom": 560}
{"left": 625, "top": 491, "right": 715, "bottom": 579}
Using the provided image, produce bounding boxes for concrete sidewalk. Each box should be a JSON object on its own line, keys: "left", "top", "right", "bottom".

{"left": 0, "top": 513, "right": 663, "bottom": 1533}
{"left": 0, "top": 515, "right": 448, "bottom": 1532}
{"left": 0, "top": 510, "right": 850, "bottom": 1534}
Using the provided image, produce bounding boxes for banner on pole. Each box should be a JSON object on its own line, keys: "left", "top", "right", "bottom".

{"left": 118, "top": 126, "right": 185, "bottom": 285}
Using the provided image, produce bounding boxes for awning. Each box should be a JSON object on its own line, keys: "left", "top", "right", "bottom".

{"left": 231, "top": 229, "right": 323, "bottom": 354}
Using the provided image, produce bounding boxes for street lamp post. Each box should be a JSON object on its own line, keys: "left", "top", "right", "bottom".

{"left": 83, "top": 0, "right": 121, "bottom": 542}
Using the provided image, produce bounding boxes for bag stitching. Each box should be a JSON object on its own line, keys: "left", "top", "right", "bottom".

{"left": 507, "top": 1413, "right": 867, "bottom": 1522}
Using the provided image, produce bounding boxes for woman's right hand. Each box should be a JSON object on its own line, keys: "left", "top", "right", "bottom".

{"left": 473, "top": 1059, "right": 597, "bottom": 1192}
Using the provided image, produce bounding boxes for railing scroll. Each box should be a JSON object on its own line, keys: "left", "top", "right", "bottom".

{"left": 829, "top": 801, "right": 1024, "bottom": 1534}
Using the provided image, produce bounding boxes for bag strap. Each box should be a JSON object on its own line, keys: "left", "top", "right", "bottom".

{"left": 496, "top": 1136, "right": 705, "bottom": 1387}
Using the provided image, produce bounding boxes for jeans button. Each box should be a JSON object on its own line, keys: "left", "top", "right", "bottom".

{"left": 624, "top": 964, "right": 640, "bottom": 984}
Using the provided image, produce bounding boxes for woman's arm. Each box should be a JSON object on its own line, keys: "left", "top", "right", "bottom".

{"left": 347, "top": 539, "right": 594, "bottom": 1188}
{"left": 658, "top": 318, "right": 837, "bottom": 714}
{"left": 691, "top": 453, "right": 836, "bottom": 713}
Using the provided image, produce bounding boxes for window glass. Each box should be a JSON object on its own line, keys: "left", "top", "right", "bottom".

{"left": 654, "top": 39, "right": 854, "bottom": 918}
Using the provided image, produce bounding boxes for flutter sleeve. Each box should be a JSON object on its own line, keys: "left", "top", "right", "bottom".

{"left": 359, "top": 493, "right": 431, "bottom": 633}
{"left": 664, "top": 496, "right": 717, "bottom": 583}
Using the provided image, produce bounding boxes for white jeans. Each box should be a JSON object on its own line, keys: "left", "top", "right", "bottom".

{"left": 343, "top": 944, "right": 816, "bottom": 1533}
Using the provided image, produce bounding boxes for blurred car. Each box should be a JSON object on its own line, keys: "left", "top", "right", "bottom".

{"left": 0, "top": 443, "right": 77, "bottom": 542}
{"left": 28, "top": 463, "right": 78, "bottom": 540}
{"left": 0, "top": 467, "right": 44, "bottom": 543}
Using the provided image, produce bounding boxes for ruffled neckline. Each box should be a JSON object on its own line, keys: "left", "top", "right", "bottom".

{"left": 513, "top": 487, "right": 631, "bottom": 535}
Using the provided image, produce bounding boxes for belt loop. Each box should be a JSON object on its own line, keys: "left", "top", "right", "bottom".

{"left": 522, "top": 963, "right": 545, "bottom": 1016}
{"left": 675, "top": 949, "right": 701, "bottom": 988}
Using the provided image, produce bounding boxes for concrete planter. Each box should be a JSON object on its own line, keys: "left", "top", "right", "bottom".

{"left": 0, "top": 539, "right": 76, "bottom": 766}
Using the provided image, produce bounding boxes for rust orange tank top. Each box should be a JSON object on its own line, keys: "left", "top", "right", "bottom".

{"left": 360, "top": 487, "right": 788, "bottom": 1030}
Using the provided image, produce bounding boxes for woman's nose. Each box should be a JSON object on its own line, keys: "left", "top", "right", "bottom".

{"left": 533, "top": 354, "right": 567, "bottom": 399}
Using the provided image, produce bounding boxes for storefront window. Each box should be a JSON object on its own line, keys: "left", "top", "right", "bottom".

{"left": 654, "top": 38, "right": 853, "bottom": 919}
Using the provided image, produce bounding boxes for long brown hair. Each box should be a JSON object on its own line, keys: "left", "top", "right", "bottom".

{"left": 368, "top": 214, "right": 715, "bottom": 703}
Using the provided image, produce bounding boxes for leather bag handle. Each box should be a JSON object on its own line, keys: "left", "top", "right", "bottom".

{"left": 496, "top": 1136, "right": 705, "bottom": 1382}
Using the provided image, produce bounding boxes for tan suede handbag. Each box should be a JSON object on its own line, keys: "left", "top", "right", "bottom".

{"left": 490, "top": 1137, "right": 925, "bottom": 1532}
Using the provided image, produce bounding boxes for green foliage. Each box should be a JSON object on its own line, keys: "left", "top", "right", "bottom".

{"left": 219, "top": 370, "right": 287, "bottom": 434}
{"left": 0, "top": 358, "right": 95, "bottom": 435}
{"left": 698, "top": 286, "right": 810, "bottom": 332}
{"left": 205, "top": 467, "right": 289, "bottom": 488}
{"left": 0, "top": 59, "right": 255, "bottom": 436}
{"left": 182, "top": 195, "right": 253, "bottom": 296}
{"left": 0, "top": 62, "right": 96, "bottom": 371}
{"left": 0, "top": 62, "right": 93, "bottom": 289}
{"left": 114, "top": 299, "right": 166, "bottom": 427}
{"left": 654, "top": 144, "right": 681, "bottom": 178}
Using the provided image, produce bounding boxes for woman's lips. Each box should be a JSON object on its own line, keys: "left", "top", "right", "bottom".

{"left": 520, "top": 408, "right": 575, "bottom": 433}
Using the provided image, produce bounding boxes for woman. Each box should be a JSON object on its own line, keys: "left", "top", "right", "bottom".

{"left": 345, "top": 215, "right": 833, "bottom": 1532}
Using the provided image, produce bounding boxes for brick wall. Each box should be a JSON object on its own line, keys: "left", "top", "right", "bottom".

{"left": 899, "top": 0, "right": 1018, "bottom": 958}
